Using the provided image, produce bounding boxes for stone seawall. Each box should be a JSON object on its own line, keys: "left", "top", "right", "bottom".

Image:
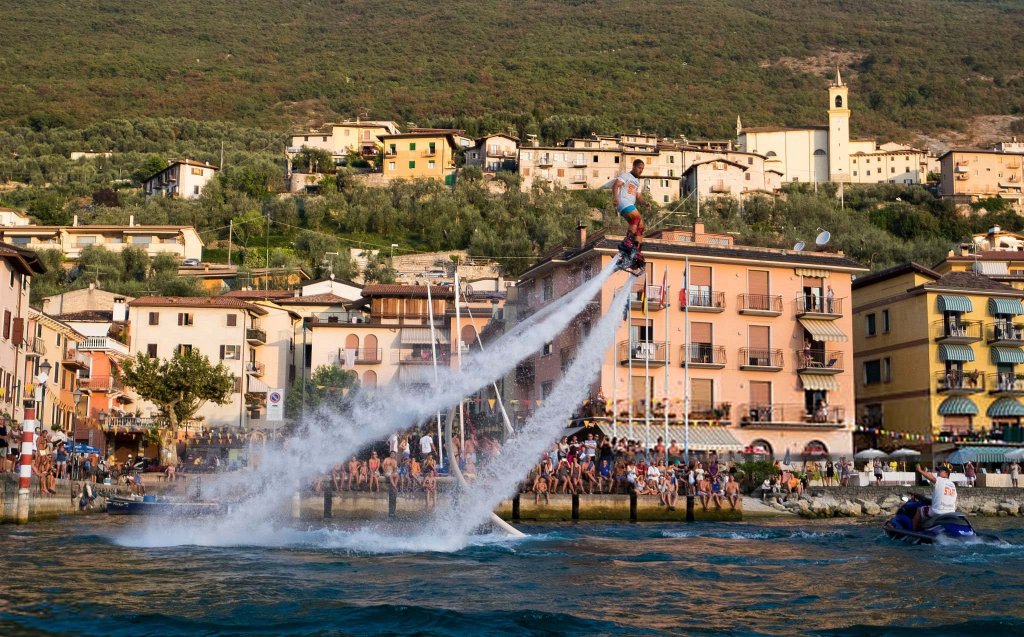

{"left": 761, "top": 486, "right": 1024, "bottom": 519}
{"left": 2, "top": 475, "right": 146, "bottom": 523}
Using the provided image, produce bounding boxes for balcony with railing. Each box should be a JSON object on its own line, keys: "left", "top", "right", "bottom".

{"left": 79, "top": 375, "right": 124, "bottom": 392}
{"left": 62, "top": 348, "right": 90, "bottom": 371}
{"left": 77, "top": 335, "right": 130, "bottom": 356}
{"left": 739, "top": 348, "right": 784, "bottom": 371}
{"left": 932, "top": 319, "right": 982, "bottom": 343}
{"left": 739, "top": 403, "right": 846, "bottom": 427}
{"left": 989, "top": 372, "right": 1024, "bottom": 396}
{"left": 392, "top": 349, "right": 449, "bottom": 365}
{"left": 101, "top": 416, "right": 156, "bottom": 432}
{"left": 986, "top": 321, "right": 1024, "bottom": 346}
{"left": 794, "top": 349, "right": 844, "bottom": 374}
{"left": 623, "top": 283, "right": 665, "bottom": 311}
{"left": 795, "top": 294, "right": 843, "bottom": 318}
{"left": 682, "top": 290, "right": 725, "bottom": 312}
{"left": 737, "top": 293, "right": 783, "bottom": 316}
{"left": 537, "top": 155, "right": 554, "bottom": 167}
{"left": 571, "top": 174, "right": 588, "bottom": 184}
{"left": 246, "top": 328, "right": 267, "bottom": 345}
{"left": 680, "top": 343, "right": 726, "bottom": 368}
{"left": 686, "top": 401, "right": 733, "bottom": 421}
{"left": 617, "top": 340, "right": 668, "bottom": 367}
{"left": 245, "top": 361, "right": 266, "bottom": 376}
{"left": 339, "top": 347, "right": 382, "bottom": 365}
{"left": 935, "top": 369, "right": 986, "bottom": 394}
{"left": 25, "top": 336, "right": 45, "bottom": 357}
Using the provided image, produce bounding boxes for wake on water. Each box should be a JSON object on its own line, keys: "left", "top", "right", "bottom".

{"left": 119, "top": 261, "right": 636, "bottom": 552}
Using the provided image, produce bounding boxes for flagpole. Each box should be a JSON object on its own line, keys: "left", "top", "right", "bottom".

{"left": 663, "top": 264, "right": 670, "bottom": 463}
{"left": 644, "top": 267, "right": 651, "bottom": 458}
{"left": 612, "top": 320, "right": 618, "bottom": 440}
{"left": 454, "top": 266, "right": 465, "bottom": 452}
{"left": 628, "top": 282, "right": 634, "bottom": 443}
{"left": 426, "top": 283, "right": 443, "bottom": 469}
{"left": 684, "top": 255, "right": 690, "bottom": 465}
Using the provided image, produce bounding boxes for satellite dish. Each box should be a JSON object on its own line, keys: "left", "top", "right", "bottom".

{"left": 815, "top": 231, "right": 831, "bottom": 247}
{"left": 793, "top": 241, "right": 806, "bottom": 251}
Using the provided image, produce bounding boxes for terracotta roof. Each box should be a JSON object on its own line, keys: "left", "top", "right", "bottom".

{"left": 852, "top": 262, "right": 940, "bottom": 290}
{"left": 0, "top": 241, "right": 46, "bottom": 275}
{"left": 2, "top": 225, "right": 196, "bottom": 232}
{"left": 276, "top": 293, "right": 351, "bottom": 305}
{"left": 55, "top": 310, "right": 114, "bottom": 322}
{"left": 682, "top": 159, "right": 749, "bottom": 174}
{"left": 741, "top": 125, "right": 828, "bottom": 133}
{"left": 518, "top": 236, "right": 865, "bottom": 280}
{"left": 222, "top": 289, "right": 294, "bottom": 300}
{"left": 945, "top": 251, "right": 1024, "bottom": 262}
{"left": 938, "top": 148, "right": 1024, "bottom": 159}
{"left": 302, "top": 276, "right": 363, "bottom": 288}
{"left": 129, "top": 296, "right": 268, "bottom": 315}
{"left": 922, "top": 270, "right": 1024, "bottom": 294}
{"left": 361, "top": 284, "right": 456, "bottom": 299}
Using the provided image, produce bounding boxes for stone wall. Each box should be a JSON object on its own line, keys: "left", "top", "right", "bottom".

{"left": 762, "top": 485, "right": 1024, "bottom": 518}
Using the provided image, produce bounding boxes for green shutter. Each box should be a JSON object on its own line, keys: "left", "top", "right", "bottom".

{"left": 410, "top": 142, "right": 416, "bottom": 151}
{"left": 409, "top": 161, "right": 415, "bottom": 170}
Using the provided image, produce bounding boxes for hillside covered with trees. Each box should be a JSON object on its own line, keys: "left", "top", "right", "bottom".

{"left": 2, "top": 1, "right": 1024, "bottom": 140}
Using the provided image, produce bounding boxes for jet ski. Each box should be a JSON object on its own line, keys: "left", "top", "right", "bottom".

{"left": 883, "top": 493, "right": 1003, "bottom": 545}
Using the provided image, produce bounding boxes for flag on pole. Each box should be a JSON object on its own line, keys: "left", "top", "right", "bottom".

{"left": 660, "top": 267, "right": 668, "bottom": 309}
{"left": 678, "top": 264, "right": 688, "bottom": 307}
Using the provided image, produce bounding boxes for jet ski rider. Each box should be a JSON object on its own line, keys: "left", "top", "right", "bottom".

{"left": 913, "top": 463, "right": 958, "bottom": 531}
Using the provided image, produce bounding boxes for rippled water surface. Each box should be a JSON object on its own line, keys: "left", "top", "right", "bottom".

{"left": 3, "top": 516, "right": 1024, "bottom": 636}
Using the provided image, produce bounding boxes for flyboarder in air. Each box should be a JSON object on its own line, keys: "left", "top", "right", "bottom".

{"left": 613, "top": 158, "right": 648, "bottom": 274}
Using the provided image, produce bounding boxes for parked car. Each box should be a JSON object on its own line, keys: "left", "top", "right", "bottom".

{"left": 181, "top": 258, "right": 201, "bottom": 267}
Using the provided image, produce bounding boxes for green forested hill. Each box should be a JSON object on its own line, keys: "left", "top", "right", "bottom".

{"left": 2, "top": 0, "right": 1023, "bottom": 139}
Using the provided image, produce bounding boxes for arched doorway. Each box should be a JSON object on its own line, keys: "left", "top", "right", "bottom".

{"left": 461, "top": 325, "right": 478, "bottom": 351}
{"left": 363, "top": 334, "right": 378, "bottom": 362}
{"left": 747, "top": 439, "right": 773, "bottom": 458}
{"left": 363, "top": 370, "right": 377, "bottom": 388}
{"left": 802, "top": 440, "right": 829, "bottom": 459}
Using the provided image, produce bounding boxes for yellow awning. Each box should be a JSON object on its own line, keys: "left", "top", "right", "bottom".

{"left": 799, "top": 318, "right": 848, "bottom": 342}
{"left": 795, "top": 268, "right": 830, "bottom": 278}
{"left": 800, "top": 373, "right": 840, "bottom": 391}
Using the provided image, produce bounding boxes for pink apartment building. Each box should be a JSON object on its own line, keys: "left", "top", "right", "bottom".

{"left": 508, "top": 222, "right": 867, "bottom": 460}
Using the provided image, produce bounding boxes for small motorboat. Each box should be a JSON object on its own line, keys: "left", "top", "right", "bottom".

{"left": 106, "top": 495, "right": 230, "bottom": 517}
{"left": 883, "top": 493, "right": 1003, "bottom": 545}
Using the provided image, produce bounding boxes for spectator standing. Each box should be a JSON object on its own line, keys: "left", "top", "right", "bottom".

{"left": 964, "top": 461, "right": 977, "bottom": 488}
{"left": 1011, "top": 460, "right": 1021, "bottom": 488}
{"left": 419, "top": 431, "right": 435, "bottom": 462}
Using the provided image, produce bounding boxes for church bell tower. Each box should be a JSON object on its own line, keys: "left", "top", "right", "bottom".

{"left": 828, "top": 67, "right": 850, "bottom": 182}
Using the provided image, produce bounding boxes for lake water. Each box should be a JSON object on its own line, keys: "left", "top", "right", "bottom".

{"left": 2, "top": 516, "right": 1023, "bottom": 636}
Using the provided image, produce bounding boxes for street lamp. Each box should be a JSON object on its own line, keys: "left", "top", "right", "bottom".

{"left": 37, "top": 360, "right": 51, "bottom": 431}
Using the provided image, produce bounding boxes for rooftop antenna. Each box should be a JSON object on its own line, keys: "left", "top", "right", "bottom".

{"left": 793, "top": 241, "right": 806, "bottom": 252}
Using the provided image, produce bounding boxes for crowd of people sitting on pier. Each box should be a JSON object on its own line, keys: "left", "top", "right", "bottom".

{"left": 523, "top": 434, "right": 742, "bottom": 512}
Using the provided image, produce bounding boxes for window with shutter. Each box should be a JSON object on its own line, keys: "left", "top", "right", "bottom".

{"left": 2, "top": 310, "right": 10, "bottom": 339}
{"left": 147, "top": 344, "right": 157, "bottom": 358}
{"left": 748, "top": 325, "right": 770, "bottom": 349}
{"left": 227, "top": 314, "right": 237, "bottom": 327}
{"left": 149, "top": 312, "right": 159, "bottom": 325}
{"left": 750, "top": 381, "right": 771, "bottom": 405}
{"left": 691, "top": 378, "right": 713, "bottom": 406}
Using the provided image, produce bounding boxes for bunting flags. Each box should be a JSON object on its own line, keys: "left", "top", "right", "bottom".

{"left": 853, "top": 424, "right": 1004, "bottom": 444}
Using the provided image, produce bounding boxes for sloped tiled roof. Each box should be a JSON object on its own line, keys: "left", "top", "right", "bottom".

{"left": 222, "top": 289, "right": 293, "bottom": 300}
{"left": 360, "top": 284, "right": 456, "bottom": 299}
{"left": 0, "top": 241, "right": 46, "bottom": 275}
{"left": 55, "top": 310, "right": 114, "bottom": 322}
{"left": 276, "top": 293, "right": 351, "bottom": 305}
{"left": 923, "top": 270, "right": 1024, "bottom": 295}
{"left": 851, "top": 262, "right": 940, "bottom": 290}
{"left": 129, "top": 296, "right": 268, "bottom": 315}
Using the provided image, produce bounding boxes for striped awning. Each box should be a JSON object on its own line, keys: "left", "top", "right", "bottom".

{"left": 987, "top": 398, "right": 1024, "bottom": 418}
{"left": 938, "top": 343, "right": 975, "bottom": 362}
{"left": 951, "top": 446, "right": 1018, "bottom": 464}
{"left": 800, "top": 373, "right": 840, "bottom": 391}
{"left": 989, "top": 298, "right": 1024, "bottom": 316}
{"left": 992, "top": 347, "right": 1024, "bottom": 364}
{"left": 596, "top": 424, "right": 743, "bottom": 451}
{"left": 975, "top": 262, "right": 1010, "bottom": 276}
{"left": 795, "top": 268, "right": 830, "bottom": 278}
{"left": 798, "top": 318, "right": 848, "bottom": 342}
{"left": 937, "top": 295, "right": 973, "bottom": 313}
{"left": 246, "top": 375, "right": 270, "bottom": 393}
{"left": 401, "top": 327, "right": 450, "bottom": 345}
{"left": 937, "top": 396, "right": 979, "bottom": 416}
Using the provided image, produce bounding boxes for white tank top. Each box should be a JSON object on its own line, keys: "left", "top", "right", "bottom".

{"left": 931, "top": 476, "right": 958, "bottom": 515}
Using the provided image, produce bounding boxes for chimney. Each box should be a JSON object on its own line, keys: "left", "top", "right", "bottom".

{"left": 72, "top": 214, "right": 79, "bottom": 227}
{"left": 576, "top": 222, "right": 587, "bottom": 248}
{"left": 129, "top": 214, "right": 135, "bottom": 227}
{"left": 112, "top": 297, "right": 127, "bottom": 322}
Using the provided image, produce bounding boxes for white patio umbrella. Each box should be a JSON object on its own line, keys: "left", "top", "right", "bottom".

{"left": 889, "top": 448, "right": 921, "bottom": 470}
{"left": 854, "top": 448, "right": 888, "bottom": 460}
